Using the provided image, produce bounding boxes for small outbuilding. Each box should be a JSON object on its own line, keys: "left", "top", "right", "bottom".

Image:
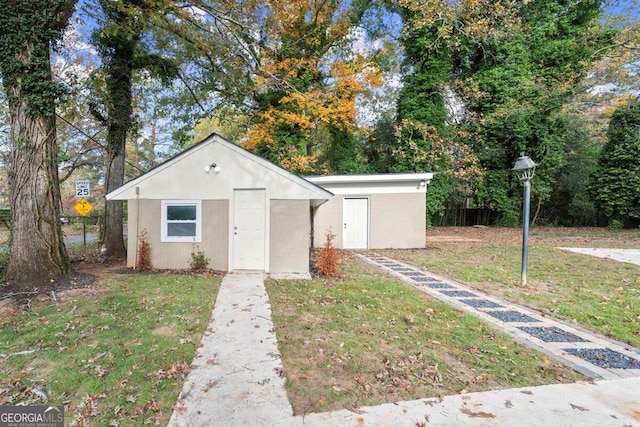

{"left": 307, "top": 173, "right": 434, "bottom": 250}
{"left": 105, "top": 134, "right": 333, "bottom": 275}
{"left": 106, "top": 133, "right": 433, "bottom": 275}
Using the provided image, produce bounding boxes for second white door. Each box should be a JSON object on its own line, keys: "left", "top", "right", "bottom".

{"left": 343, "top": 198, "right": 368, "bottom": 249}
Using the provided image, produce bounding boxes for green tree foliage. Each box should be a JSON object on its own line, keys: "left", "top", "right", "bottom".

{"left": 147, "top": 0, "right": 387, "bottom": 174}
{"left": 374, "top": 2, "right": 485, "bottom": 225}
{"left": 393, "top": 19, "right": 457, "bottom": 225}
{"left": 145, "top": 0, "right": 259, "bottom": 146}
{"left": 318, "top": 126, "right": 372, "bottom": 174}
{"left": 90, "top": 0, "right": 177, "bottom": 258}
{"left": 0, "top": 0, "right": 75, "bottom": 282}
{"left": 396, "top": 22, "right": 450, "bottom": 131}
{"left": 387, "top": 0, "right": 614, "bottom": 226}
{"left": 240, "top": 0, "right": 384, "bottom": 174}
{"left": 539, "top": 114, "right": 599, "bottom": 226}
{"left": 589, "top": 99, "right": 640, "bottom": 228}
{"left": 365, "top": 113, "right": 398, "bottom": 172}
{"left": 457, "top": 0, "right": 615, "bottom": 225}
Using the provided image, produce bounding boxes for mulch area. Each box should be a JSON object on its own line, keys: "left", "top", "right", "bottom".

{"left": 0, "top": 248, "right": 127, "bottom": 313}
{"left": 1, "top": 269, "right": 100, "bottom": 301}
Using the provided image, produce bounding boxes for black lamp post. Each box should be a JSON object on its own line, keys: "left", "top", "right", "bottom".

{"left": 512, "top": 154, "right": 537, "bottom": 286}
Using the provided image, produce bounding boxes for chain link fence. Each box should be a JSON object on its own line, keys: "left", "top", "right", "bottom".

{"left": 0, "top": 214, "right": 102, "bottom": 250}
{"left": 62, "top": 215, "right": 102, "bottom": 247}
{"left": 0, "top": 223, "right": 9, "bottom": 247}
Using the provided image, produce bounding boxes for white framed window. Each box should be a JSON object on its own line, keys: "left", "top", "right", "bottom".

{"left": 161, "top": 200, "right": 202, "bottom": 242}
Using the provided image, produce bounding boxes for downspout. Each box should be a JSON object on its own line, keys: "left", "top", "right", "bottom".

{"left": 134, "top": 186, "right": 140, "bottom": 269}
{"left": 310, "top": 205, "right": 316, "bottom": 248}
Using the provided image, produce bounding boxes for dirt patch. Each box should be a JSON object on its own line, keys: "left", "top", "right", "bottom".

{"left": 1, "top": 269, "right": 100, "bottom": 306}
{"left": 0, "top": 251, "right": 125, "bottom": 307}
{"left": 425, "top": 225, "right": 487, "bottom": 243}
{"left": 299, "top": 312, "right": 328, "bottom": 329}
{"left": 153, "top": 324, "right": 177, "bottom": 336}
{"left": 56, "top": 287, "right": 108, "bottom": 302}
{"left": 0, "top": 297, "right": 18, "bottom": 316}
{"left": 425, "top": 226, "right": 640, "bottom": 248}
{"left": 426, "top": 236, "right": 482, "bottom": 243}
{"left": 1, "top": 251, "right": 223, "bottom": 311}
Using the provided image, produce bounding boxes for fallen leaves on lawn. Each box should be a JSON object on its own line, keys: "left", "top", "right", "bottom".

{"left": 376, "top": 354, "right": 442, "bottom": 390}
{"left": 0, "top": 384, "right": 52, "bottom": 406}
{"left": 75, "top": 394, "right": 102, "bottom": 427}
{"left": 148, "top": 362, "right": 190, "bottom": 381}
{"left": 9, "top": 375, "right": 25, "bottom": 386}
{"left": 94, "top": 365, "right": 107, "bottom": 378}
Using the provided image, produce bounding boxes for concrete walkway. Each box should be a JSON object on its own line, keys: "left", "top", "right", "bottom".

{"left": 168, "top": 272, "right": 293, "bottom": 426}
{"left": 169, "top": 266, "right": 640, "bottom": 426}
{"left": 559, "top": 247, "right": 640, "bottom": 267}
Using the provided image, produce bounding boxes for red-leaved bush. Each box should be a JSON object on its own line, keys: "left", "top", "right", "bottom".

{"left": 317, "top": 230, "right": 339, "bottom": 277}
{"left": 136, "top": 229, "right": 153, "bottom": 271}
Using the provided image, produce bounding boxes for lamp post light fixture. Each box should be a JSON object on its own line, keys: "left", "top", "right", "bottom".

{"left": 512, "top": 153, "right": 537, "bottom": 286}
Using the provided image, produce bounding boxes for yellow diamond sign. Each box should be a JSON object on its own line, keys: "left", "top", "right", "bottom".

{"left": 74, "top": 198, "right": 94, "bottom": 216}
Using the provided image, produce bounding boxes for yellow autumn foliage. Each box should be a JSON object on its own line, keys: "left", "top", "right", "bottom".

{"left": 280, "top": 154, "right": 317, "bottom": 174}
{"left": 399, "top": 0, "right": 520, "bottom": 44}
{"left": 239, "top": 0, "right": 385, "bottom": 173}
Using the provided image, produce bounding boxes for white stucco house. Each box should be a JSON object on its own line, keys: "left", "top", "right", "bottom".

{"left": 106, "top": 133, "right": 433, "bottom": 275}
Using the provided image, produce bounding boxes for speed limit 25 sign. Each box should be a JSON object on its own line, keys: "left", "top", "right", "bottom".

{"left": 75, "top": 180, "right": 91, "bottom": 197}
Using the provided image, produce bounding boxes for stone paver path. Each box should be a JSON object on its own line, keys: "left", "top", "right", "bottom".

{"left": 357, "top": 252, "right": 640, "bottom": 380}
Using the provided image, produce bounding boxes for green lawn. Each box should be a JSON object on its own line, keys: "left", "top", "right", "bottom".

{"left": 382, "top": 227, "right": 640, "bottom": 348}
{"left": 267, "top": 253, "right": 584, "bottom": 415}
{"left": 2, "top": 226, "right": 637, "bottom": 420}
{"left": 0, "top": 272, "right": 220, "bottom": 426}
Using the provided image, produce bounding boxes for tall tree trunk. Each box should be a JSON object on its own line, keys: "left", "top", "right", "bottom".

{"left": 103, "top": 139, "right": 126, "bottom": 258}
{"left": 93, "top": 0, "right": 178, "bottom": 259}
{"left": 5, "top": 59, "right": 69, "bottom": 282}
{"left": 100, "top": 47, "right": 132, "bottom": 259}
{"left": 0, "top": 0, "right": 76, "bottom": 283}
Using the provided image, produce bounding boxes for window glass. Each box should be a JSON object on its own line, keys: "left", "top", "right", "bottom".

{"left": 167, "top": 205, "right": 196, "bottom": 221}
{"left": 161, "top": 200, "right": 201, "bottom": 242}
{"left": 167, "top": 223, "right": 196, "bottom": 237}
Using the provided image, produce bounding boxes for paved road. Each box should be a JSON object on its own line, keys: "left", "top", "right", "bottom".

{"left": 64, "top": 233, "right": 127, "bottom": 246}
{"left": 65, "top": 233, "right": 99, "bottom": 246}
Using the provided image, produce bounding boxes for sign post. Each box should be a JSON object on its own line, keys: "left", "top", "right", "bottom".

{"left": 74, "top": 197, "right": 94, "bottom": 246}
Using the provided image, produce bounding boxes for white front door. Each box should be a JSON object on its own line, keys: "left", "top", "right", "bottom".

{"left": 343, "top": 198, "right": 368, "bottom": 249}
{"left": 233, "top": 189, "right": 266, "bottom": 270}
